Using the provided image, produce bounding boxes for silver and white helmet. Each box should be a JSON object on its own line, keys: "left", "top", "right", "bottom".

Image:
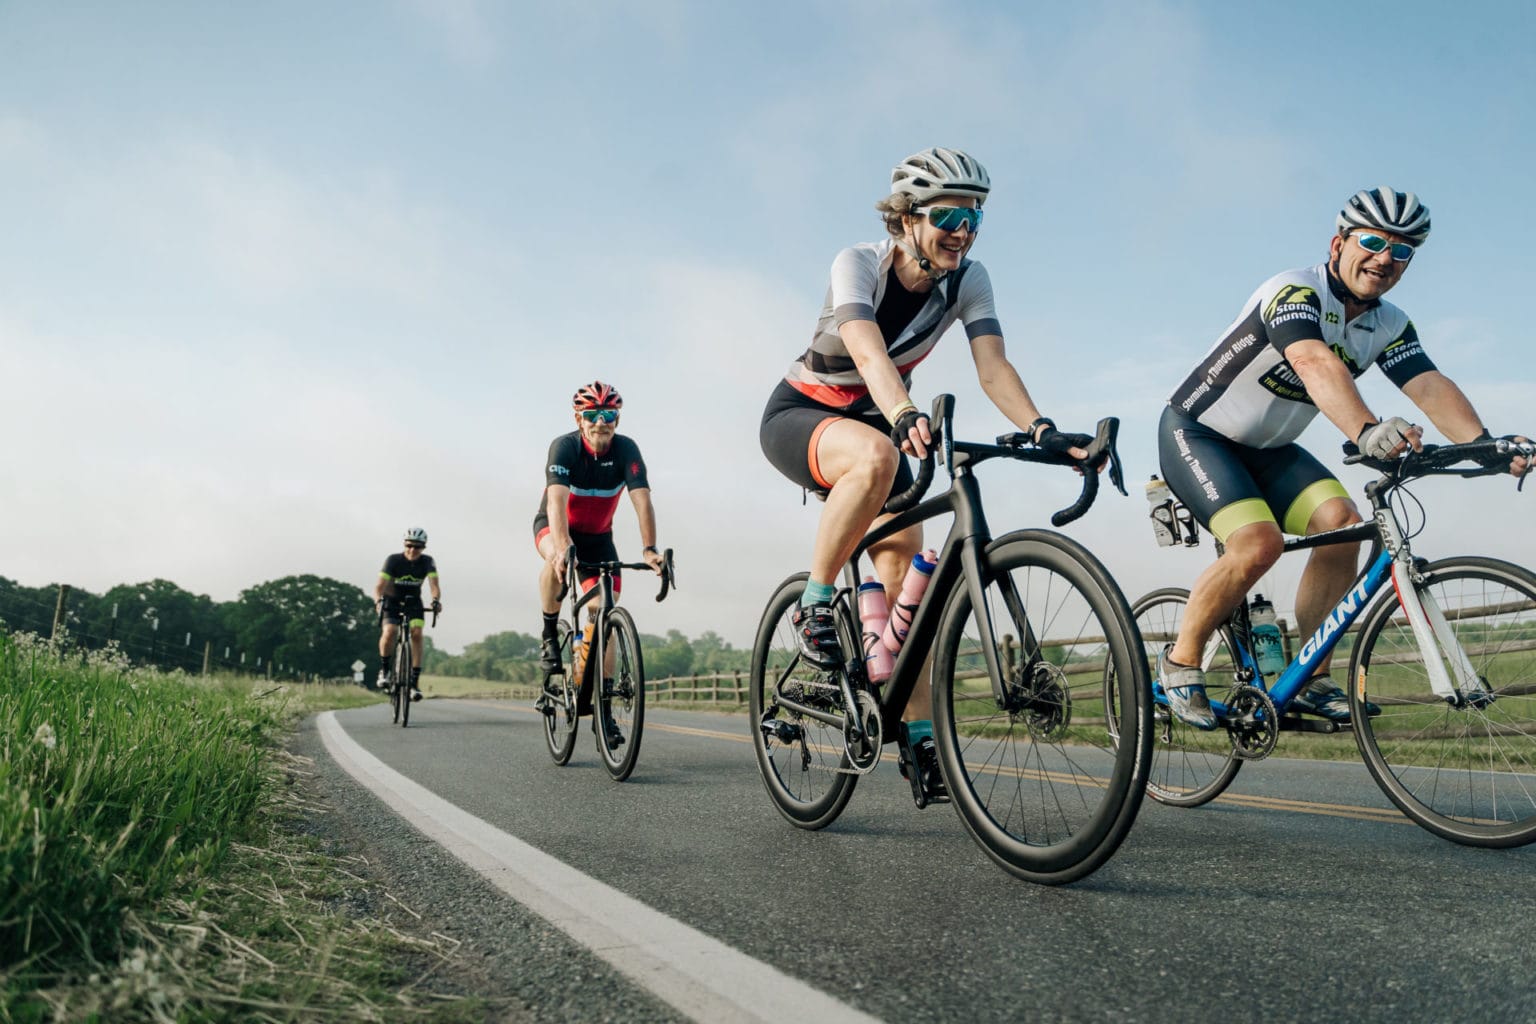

{"left": 1337, "top": 187, "right": 1431, "bottom": 245}
{"left": 403, "top": 527, "right": 428, "bottom": 545}
{"left": 891, "top": 147, "right": 991, "bottom": 206}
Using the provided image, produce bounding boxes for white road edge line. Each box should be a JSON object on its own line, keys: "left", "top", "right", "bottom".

{"left": 316, "top": 711, "right": 879, "bottom": 1024}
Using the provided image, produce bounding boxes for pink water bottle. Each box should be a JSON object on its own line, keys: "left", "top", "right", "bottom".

{"left": 881, "top": 550, "right": 937, "bottom": 654}
{"left": 857, "top": 578, "right": 894, "bottom": 683}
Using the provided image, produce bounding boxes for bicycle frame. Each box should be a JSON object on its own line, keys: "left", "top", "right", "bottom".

{"left": 1184, "top": 467, "right": 1494, "bottom": 721}
{"left": 770, "top": 397, "right": 1122, "bottom": 742}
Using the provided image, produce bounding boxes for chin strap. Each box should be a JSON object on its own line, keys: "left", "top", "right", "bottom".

{"left": 898, "top": 235, "right": 948, "bottom": 283}
{"left": 1327, "top": 254, "right": 1370, "bottom": 305}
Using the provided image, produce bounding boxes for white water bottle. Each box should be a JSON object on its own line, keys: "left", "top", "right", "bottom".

{"left": 1147, "top": 475, "right": 1177, "bottom": 547}
{"left": 1250, "top": 594, "right": 1285, "bottom": 677}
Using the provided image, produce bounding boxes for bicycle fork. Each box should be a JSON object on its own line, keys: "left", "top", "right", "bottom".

{"left": 1390, "top": 558, "right": 1492, "bottom": 708}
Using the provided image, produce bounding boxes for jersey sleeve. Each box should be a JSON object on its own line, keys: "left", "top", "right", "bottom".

{"left": 620, "top": 438, "right": 650, "bottom": 491}
{"left": 422, "top": 555, "right": 439, "bottom": 578}
{"left": 380, "top": 556, "right": 395, "bottom": 579}
{"left": 956, "top": 261, "right": 1002, "bottom": 340}
{"left": 1376, "top": 320, "right": 1437, "bottom": 387}
{"left": 829, "top": 246, "right": 880, "bottom": 327}
{"left": 545, "top": 435, "right": 577, "bottom": 488}
{"left": 1259, "top": 280, "right": 1325, "bottom": 351}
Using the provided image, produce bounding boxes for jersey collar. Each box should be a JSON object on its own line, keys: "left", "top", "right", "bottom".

{"left": 1324, "top": 261, "right": 1381, "bottom": 312}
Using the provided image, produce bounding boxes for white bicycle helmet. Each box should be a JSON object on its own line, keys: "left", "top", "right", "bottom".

{"left": 403, "top": 527, "right": 428, "bottom": 546}
{"left": 891, "top": 147, "right": 990, "bottom": 206}
{"left": 1337, "top": 187, "right": 1430, "bottom": 245}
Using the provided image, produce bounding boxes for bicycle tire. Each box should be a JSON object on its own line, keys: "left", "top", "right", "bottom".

{"left": 389, "top": 665, "right": 401, "bottom": 724}
{"left": 748, "top": 573, "right": 859, "bottom": 830}
{"left": 1126, "top": 588, "right": 1243, "bottom": 807}
{"left": 932, "top": 530, "right": 1151, "bottom": 884}
{"left": 543, "top": 621, "right": 579, "bottom": 765}
{"left": 396, "top": 635, "right": 412, "bottom": 728}
{"left": 1350, "top": 555, "right": 1536, "bottom": 848}
{"left": 596, "top": 606, "right": 646, "bottom": 781}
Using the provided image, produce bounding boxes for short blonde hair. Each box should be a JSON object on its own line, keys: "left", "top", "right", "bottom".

{"left": 874, "top": 191, "right": 919, "bottom": 239}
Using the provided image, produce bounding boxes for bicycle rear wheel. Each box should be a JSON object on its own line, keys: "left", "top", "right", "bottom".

{"left": 748, "top": 574, "right": 859, "bottom": 830}
{"left": 395, "top": 637, "right": 412, "bottom": 728}
{"left": 543, "top": 622, "right": 579, "bottom": 765}
{"left": 933, "top": 530, "right": 1151, "bottom": 884}
{"left": 596, "top": 607, "right": 646, "bottom": 781}
{"left": 1351, "top": 556, "right": 1536, "bottom": 848}
{"left": 1127, "top": 588, "right": 1243, "bottom": 807}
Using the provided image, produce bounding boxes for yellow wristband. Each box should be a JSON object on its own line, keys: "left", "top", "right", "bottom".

{"left": 887, "top": 400, "right": 918, "bottom": 425}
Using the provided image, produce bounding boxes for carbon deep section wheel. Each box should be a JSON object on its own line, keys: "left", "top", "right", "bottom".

{"left": 543, "top": 621, "right": 579, "bottom": 765}
{"left": 596, "top": 606, "right": 646, "bottom": 781}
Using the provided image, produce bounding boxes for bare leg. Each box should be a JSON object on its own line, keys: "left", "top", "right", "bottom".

{"left": 1173, "top": 521, "right": 1285, "bottom": 667}
{"left": 807, "top": 419, "right": 901, "bottom": 584}
{"left": 536, "top": 534, "right": 564, "bottom": 615}
{"left": 1292, "top": 497, "right": 1363, "bottom": 676}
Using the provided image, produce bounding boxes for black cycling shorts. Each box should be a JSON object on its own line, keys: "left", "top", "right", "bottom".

{"left": 759, "top": 380, "right": 914, "bottom": 500}
{"left": 532, "top": 521, "right": 622, "bottom": 595}
{"left": 1157, "top": 405, "right": 1349, "bottom": 543}
{"left": 381, "top": 594, "right": 426, "bottom": 627}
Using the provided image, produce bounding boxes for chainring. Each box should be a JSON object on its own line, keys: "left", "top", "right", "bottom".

{"left": 843, "top": 690, "right": 883, "bottom": 774}
{"left": 1225, "top": 684, "right": 1278, "bottom": 761}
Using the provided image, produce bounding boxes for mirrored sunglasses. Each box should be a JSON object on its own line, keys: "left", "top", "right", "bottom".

{"left": 581, "top": 409, "right": 619, "bottom": 423}
{"left": 1354, "top": 232, "right": 1415, "bottom": 262}
{"left": 916, "top": 205, "right": 983, "bottom": 233}
{"left": 404, "top": 543, "right": 424, "bottom": 550}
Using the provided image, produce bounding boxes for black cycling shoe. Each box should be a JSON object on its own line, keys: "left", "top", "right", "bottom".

{"left": 593, "top": 713, "right": 625, "bottom": 748}
{"left": 897, "top": 734, "right": 950, "bottom": 809}
{"left": 410, "top": 686, "right": 423, "bottom": 703}
{"left": 539, "top": 637, "right": 563, "bottom": 674}
{"left": 790, "top": 602, "right": 843, "bottom": 668}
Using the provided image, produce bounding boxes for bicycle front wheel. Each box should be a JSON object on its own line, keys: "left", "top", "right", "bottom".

{"left": 1351, "top": 556, "right": 1536, "bottom": 848}
{"left": 933, "top": 530, "right": 1151, "bottom": 884}
{"left": 543, "top": 622, "right": 579, "bottom": 765}
{"left": 748, "top": 574, "right": 859, "bottom": 830}
{"left": 396, "top": 638, "right": 412, "bottom": 728}
{"left": 596, "top": 607, "right": 646, "bottom": 781}
{"left": 1128, "top": 588, "right": 1243, "bottom": 807}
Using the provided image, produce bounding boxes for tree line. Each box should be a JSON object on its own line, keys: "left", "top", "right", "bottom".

{"left": 0, "top": 575, "right": 754, "bottom": 683}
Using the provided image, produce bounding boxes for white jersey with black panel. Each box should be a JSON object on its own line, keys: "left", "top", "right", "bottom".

{"left": 1167, "top": 263, "right": 1436, "bottom": 448}
{"left": 783, "top": 238, "right": 1003, "bottom": 410}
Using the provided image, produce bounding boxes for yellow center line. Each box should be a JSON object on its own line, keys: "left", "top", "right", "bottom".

{"left": 459, "top": 699, "right": 1411, "bottom": 825}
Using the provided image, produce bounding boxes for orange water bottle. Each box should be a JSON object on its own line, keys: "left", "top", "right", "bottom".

{"left": 572, "top": 622, "right": 592, "bottom": 678}
{"left": 881, "top": 550, "right": 937, "bottom": 654}
{"left": 858, "top": 578, "right": 894, "bottom": 683}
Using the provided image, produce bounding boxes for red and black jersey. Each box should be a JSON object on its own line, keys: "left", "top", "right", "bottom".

{"left": 535, "top": 432, "right": 649, "bottom": 535}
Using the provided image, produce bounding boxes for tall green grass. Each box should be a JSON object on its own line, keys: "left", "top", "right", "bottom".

{"left": 0, "top": 632, "right": 290, "bottom": 973}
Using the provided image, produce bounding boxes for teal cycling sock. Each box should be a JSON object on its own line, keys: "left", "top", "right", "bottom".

{"left": 903, "top": 720, "right": 933, "bottom": 745}
{"left": 800, "top": 580, "right": 836, "bottom": 607}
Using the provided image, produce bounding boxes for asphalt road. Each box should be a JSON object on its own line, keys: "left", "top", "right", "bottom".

{"left": 297, "top": 697, "right": 1536, "bottom": 1023}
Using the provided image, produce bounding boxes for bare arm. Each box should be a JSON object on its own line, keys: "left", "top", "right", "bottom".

{"left": 839, "top": 319, "right": 933, "bottom": 456}
{"left": 970, "top": 334, "right": 1045, "bottom": 435}
{"left": 1286, "top": 338, "right": 1384, "bottom": 440}
{"left": 629, "top": 487, "right": 664, "bottom": 572}
{"left": 1399, "top": 370, "right": 1486, "bottom": 443}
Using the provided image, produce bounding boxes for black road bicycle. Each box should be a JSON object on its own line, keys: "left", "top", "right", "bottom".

{"left": 539, "top": 547, "right": 675, "bottom": 781}
{"left": 382, "top": 602, "right": 438, "bottom": 728}
{"left": 749, "top": 395, "right": 1153, "bottom": 884}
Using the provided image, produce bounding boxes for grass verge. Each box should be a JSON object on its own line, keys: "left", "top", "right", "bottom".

{"left": 1, "top": 631, "right": 485, "bottom": 1022}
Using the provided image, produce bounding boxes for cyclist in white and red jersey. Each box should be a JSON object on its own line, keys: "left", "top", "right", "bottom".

{"left": 1156, "top": 188, "right": 1530, "bottom": 729}
{"left": 759, "top": 147, "right": 1096, "bottom": 805}
{"left": 535, "top": 382, "right": 665, "bottom": 679}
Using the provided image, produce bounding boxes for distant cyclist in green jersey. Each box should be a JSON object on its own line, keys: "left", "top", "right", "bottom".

{"left": 375, "top": 527, "right": 442, "bottom": 701}
{"left": 759, "top": 147, "right": 1096, "bottom": 805}
{"left": 1156, "top": 188, "right": 1530, "bottom": 729}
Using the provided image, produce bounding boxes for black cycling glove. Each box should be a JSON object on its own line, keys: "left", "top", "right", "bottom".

{"left": 1033, "top": 424, "right": 1095, "bottom": 458}
{"left": 890, "top": 409, "right": 930, "bottom": 449}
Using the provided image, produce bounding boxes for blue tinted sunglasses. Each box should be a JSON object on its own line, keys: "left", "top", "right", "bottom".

{"left": 915, "top": 205, "right": 983, "bottom": 233}
{"left": 581, "top": 409, "right": 618, "bottom": 424}
{"left": 1354, "top": 232, "right": 1415, "bottom": 262}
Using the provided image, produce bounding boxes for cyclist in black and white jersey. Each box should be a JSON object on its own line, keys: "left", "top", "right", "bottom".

{"left": 759, "top": 147, "right": 1096, "bottom": 803}
{"left": 1156, "top": 188, "right": 1530, "bottom": 729}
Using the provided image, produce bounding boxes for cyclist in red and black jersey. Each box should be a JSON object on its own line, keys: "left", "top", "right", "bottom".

{"left": 535, "top": 381, "right": 665, "bottom": 673}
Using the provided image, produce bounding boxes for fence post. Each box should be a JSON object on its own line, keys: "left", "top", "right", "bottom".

{"left": 734, "top": 670, "right": 744, "bottom": 705}
{"left": 51, "top": 584, "right": 71, "bottom": 640}
{"left": 202, "top": 641, "right": 212, "bottom": 676}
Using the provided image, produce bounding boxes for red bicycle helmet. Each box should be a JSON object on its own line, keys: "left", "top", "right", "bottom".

{"left": 572, "top": 381, "right": 623, "bottom": 411}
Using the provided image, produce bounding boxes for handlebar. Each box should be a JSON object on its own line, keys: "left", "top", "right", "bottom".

{"left": 563, "top": 545, "right": 677, "bottom": 604}
{"left": 882, "top": 394, "right": 1127, "bottom": 526}
{"left": 1343, "top": 436, "right": 1535, "bottom": 490}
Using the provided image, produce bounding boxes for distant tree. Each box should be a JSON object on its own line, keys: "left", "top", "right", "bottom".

{"left": 227, "top": 575, "right": 375, "bottom": 678}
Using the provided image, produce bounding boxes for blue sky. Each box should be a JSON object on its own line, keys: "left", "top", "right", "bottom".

{"left": 4, "top": 1, "right": 1534, "bottom": 653}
